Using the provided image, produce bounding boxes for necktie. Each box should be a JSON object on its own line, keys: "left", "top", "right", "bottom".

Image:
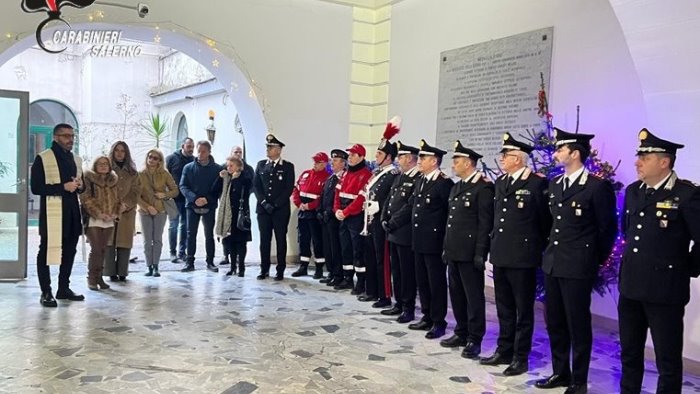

{"left": 645, "top": 186, "right": 655, "bottom": 199}
{"left": 505, "top": 175, "right": 512, "bottom": 193}
{"left": 564, "top": 177, "right": 570, "bottom": 191}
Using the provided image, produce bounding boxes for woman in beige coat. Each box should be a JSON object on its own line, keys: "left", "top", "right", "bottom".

{"left": 137, "top": 149, "right": 179, "bottom": 276}
{"left": 104, "top": 141, "right": 141, "bottom": 281}
{"left": 80, "top": 156, "right": 120, "bottom": 290}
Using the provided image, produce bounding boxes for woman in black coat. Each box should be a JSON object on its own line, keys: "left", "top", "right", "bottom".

{"left": 215, "top": 157, "right": 252, "bottom": 276}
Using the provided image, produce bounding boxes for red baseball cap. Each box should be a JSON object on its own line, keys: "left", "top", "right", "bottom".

{"left": 312, "top": 152, "right": 329, "bottom": 163}
{"left": 345, "top": 143, "right": 366, "bottom": 157}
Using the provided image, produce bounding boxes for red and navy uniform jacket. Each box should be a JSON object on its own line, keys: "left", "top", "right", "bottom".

{"left": 334, "top": 161, "right": 372, "bottom": 218}
{"left": 292, "top": 168, "right": 330, "bottom": 219}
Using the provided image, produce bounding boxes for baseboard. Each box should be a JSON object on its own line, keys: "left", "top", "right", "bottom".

{"left": 484, "top": 286, "right": 700, "bottom": 376}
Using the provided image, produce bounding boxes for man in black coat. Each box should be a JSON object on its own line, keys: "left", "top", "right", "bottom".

{"left": 30, "top": 123, "right": 85, "bottom": 307}
{"left": 319, "top": 149, "right": 347, "bottom": 287}
{"left": 535, "top": 128, "right": 617, "bottom": 394}
{"left": 358, "top": 137, "right": 399, "bottom": 307}
{"left": 439, "top": 141, "right": 494, "bottom": 357}
{"left": 480, "top": 133, "right": 551, "bottom": 376}
{"left": 381, "top": 141, "right": 420, "bottom": 323}
{"left": 253, "top": 134, "right": 295, "bottom": 280}
{"left": 618, "top": 129, "right": 700, "bottom": 394}
{"left": 407, "top": 140, "right": 454, "bottom": 339}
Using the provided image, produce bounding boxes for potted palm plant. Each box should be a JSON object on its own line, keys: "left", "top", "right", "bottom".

{"left": 141, "top": 113, "right": 170, "bottom": 148}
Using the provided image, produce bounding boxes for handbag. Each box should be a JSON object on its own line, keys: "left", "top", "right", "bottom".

{"left": 236, "top": 184, "right": 251, "bottom": 231}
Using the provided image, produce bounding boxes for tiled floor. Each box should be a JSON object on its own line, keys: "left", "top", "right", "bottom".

{"left": 0, "top": 229, "right": 698, "bottom": 393}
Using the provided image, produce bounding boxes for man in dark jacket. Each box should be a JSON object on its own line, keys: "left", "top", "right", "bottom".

{"left": 408, "top": 140, "right": 454, "bottom": 340}
{"left": 166, "top": 137, "right": 194, "bottom": 263}
{"left": 381, "top": 141, "right": 420, "bottom": 322}
{"left": 320, "top": 149, "right": 347, "bottom": 287}
{"left": 535, "top": 128, "right": 617, "bottom": 394}
{"left": 480, "top": 133, "right": 551, "bottom": 376}
{"left": 179, "top": 140, "right": 223, "bottom": 272}
{"left": 618, "top": 129, "right": 700, "bottom": 394}
{"left": 253, "top": 134, "right": 295, "bottom": 280}
{"left": 30, "top": 123, "right": 85, "bottom": 307}
{"left": 440, "top": 141, "right": 494, "bottom": 356}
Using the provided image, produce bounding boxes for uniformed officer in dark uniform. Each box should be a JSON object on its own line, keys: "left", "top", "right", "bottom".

{"left": 358, "top": 134, "right": 399, "bottom": 307}
{"left": 440, "top": 141, "right": 494, "bottom": 358}
{"left": 319, "top": 149, "right": 347, "bottom": 287}
{"left": 407, "top": 140, "right": 454, "bottom": 339}
{"left": 618, "top": 129, "right": 700, "bottom": 394}
{"left": 253, "top": 134, "right": 295, "bottom": 281}
{"left": 535, "top": 128, "right": 617, "bottom": 394}
{"left": 381, "top": 141, "right": 420, "bottom": 322}
{"left": 480, "top": 133, "right": 551, "bottom": 376}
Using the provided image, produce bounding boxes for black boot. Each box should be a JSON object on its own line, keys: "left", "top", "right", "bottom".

{"left": 181, "top": 257, "right": 195, "bottom": 272}
{"left": 291, "top": 262, "right": 309, "bottom": 277}
{"left": 313, "top": 263, "right": 324, "bottom": 279}
{"left": 237, "top": 259, "right": 245, "bottom": 277}
{"left": 333, "top": 271, "right": 354, "bottom": 290}
{"left": 40, "top": 290, "right": 57, "bottom": 307}
{"left": 351, "top": 273, "right": 365, "bottom": 295}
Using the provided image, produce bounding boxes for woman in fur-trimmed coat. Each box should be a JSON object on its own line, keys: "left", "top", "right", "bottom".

{"left": 80, "top": 156, "right": 120, "bottom": 290}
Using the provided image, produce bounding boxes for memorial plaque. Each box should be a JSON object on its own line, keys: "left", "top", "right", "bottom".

{"left": 436, "top": 27, "right": 553, "bottom": 162}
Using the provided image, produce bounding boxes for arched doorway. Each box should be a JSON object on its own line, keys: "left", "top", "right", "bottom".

{"left": 173, "top": 112, "right": 188, "bottom": 151}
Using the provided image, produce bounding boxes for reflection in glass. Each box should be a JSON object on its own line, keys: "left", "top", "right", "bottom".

{"left": 0, "top": 97, "right": 20, "bottom": 194}
{"left": 0, "top": 212, "right": 19, "bottom": 261}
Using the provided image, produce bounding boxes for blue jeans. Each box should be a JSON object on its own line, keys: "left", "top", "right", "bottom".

{"left": 168, "top": 198, "right": 187, "bottom": 257}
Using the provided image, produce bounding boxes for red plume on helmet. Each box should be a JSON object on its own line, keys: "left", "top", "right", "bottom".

{"left": 383, "top": 115, "right": 401, "bottom": 141}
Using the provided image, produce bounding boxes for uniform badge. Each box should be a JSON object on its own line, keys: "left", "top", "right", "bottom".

{"left": 279, "top": 175, "right": 283, "bottom": 181}
{"left": 575, "top": 209, "right": 582, "bottom": 216}
{"left": 571, "top": 201, "right": 576, "bottom": 207}
{"left": 517, "top": 201, "right": 524, "bottom": 209}
{"left": 656, "top": 211, "right": 662, "bottom": 217}
{"left": 465, "top": 201, "right": 470, "bottom": 207}
{"left": 660, "top": 219, "right": 668, "bottom": 228}
{"left": 426, "top": 198, "right": 431, "bottom": 204}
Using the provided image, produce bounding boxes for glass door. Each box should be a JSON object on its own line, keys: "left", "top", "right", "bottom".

{"left": 0, "top": 90, "right": 29, "bottom": 279}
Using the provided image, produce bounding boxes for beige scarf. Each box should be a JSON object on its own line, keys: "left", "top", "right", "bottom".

{"left": 39, "top": 149, "right": 82, "bottom": 265}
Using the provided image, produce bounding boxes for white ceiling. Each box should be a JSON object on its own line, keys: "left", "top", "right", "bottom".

{"left": 315, "top": 0, "right": 405, "bottom": 9}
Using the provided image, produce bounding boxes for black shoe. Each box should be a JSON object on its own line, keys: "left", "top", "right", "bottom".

{"left": 439, "top": 334, "right": 468, "bottom": 348}
{"left": 319, "top": 277, "right": 331, "bottom": 283}
{"left": 291, "top": 266, "right": 308, "bottom": 277}
{"left": 372, "top": 298, "right": 392, "bottom": 308}
{"left": 109, "top": 275, "right": 119, "bottom": 282}
{"left": 380, "top": 306, "right": 402, "bottom": 316}
{"left": 503, "top": 360, "right": 529, "bottom": 376}
{"left": 408, "top": 320, "right": 432, "bottom": 331}
{"left": 237, "top": 270, "right": 245, "bottom": 277}
{"left": 396, "top": 311, "right": 415, "bottom": 323}
{"left": 257, "top": 273, "right": 269, "bottom": 280}
{"left": 219, "top": 258, "right": 230, "bottom": 266}
{"left": 333, "top": 279, "right": 353, "bottom": 290}
{"left": 425, "top": 325, "right": 446, "bottom": 339}
{"left": 326, "top": 277, "right": 340, "bottom": 286}
{"left": 118, "top": 276, "right": 127, "bottom": 281}
{"left": 350, "top": 286, "right": 365, "bottom": 296}
{"left": 564, "top": 384, "right": 587, "bottom": 394}
{"left": 535, "top": 374, "right": 571, "bottom": 389}
{"left": 55, "top": 289, "right": 85, "bottom": 301}
{"left": 274, "top": 274, "right": 284, "bottom": 281}
{"left": 225, "top": 270, "right": 234, "bottom": 276}
{"left": 206, "top": 263, "right": 219, "bottom": 273}
{"left": 479, "top": 352, "right": 512, "bottom": 366}
{"left": 181, "top": 264, "right": 195, "bottom": 272}
{"left": 461, "top": 342, "right": 481, "bottom": 359}
{"left": 358, "top": 294, "right": 378, "bottom": 302}
{"left": 40, "top": 292, "right": 57, "bottom": 307}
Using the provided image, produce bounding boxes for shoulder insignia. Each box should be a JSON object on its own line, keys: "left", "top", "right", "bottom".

{"left": 678, "top": 179, "right": 699, "bottom": 187}
{"left": 390, "top": 168, "right": 400, "bottom": 175}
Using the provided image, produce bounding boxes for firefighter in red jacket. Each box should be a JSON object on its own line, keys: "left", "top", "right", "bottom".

{"left": 333, "top": 144, "right": 372, "bottom": 291}
{"left": 291, "top": 152, "right": 330, "bottom": 278}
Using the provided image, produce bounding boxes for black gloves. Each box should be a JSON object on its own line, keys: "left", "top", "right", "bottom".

{"left": 263, "top": 202, "right": 275, "bottom": 214}
{"left": 381, "top": 220, "right": 393, "bottom": 233}
{"left": 473, "top": 256, "right": 485, "bottom": 271}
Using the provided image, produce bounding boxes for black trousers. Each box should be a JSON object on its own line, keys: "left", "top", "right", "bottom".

{"left": 618, "top": 295, "right": 685, "bottom": 394}
{"left": 321, "top": 216, "right": 342, "bottom": 280}
{"left": 222, "top": 236, "right": 247, "bottom": 269}
{"left": 389, "top": 241, "right": 415, "bottom": 311}
{"left": 544, "top": 274, "right": 594, "bottom": 385}
{"left": 339, "top": 214, "right": 363, "bottom": 274}
{"left": 415, "top": 252, "right": 447, "bottom": 327}
{"left": 298, "top": 216, "right": 324, "bottom": 263}
{"left": 257, "top": 206, "right": 290, "bottom": 276}
{"left": 37, "top": 234, "right": 79, "bottom": 293}
{"left": 448, "top": 260, "right": 486, "bottom": 343}
{"left": 492, "top": 266, "right": 536, "bottom": 361}
{"left": 186, "top": 208, "right": 216, "bottom": 264}
{"left": 363, "top": 221, "right": 388, "bottom": 298}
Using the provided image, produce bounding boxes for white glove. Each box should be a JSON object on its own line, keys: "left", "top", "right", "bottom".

{"left": 366, "top": 200, "right": 380, "bottom": 216}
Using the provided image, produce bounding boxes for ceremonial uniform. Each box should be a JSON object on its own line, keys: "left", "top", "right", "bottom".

{"left": 381, "top": 141, "right": 420, "bottom": 321}
{"left": 320, "top": 151, "right": 346, "bottom": 286}
{"left": 443, "top": 142, "right": 494, "bottom": 357}
{"left": 291, "top": 153, "right": 330, "bottom": 278}
{"left": 538, "top": 128, "right": 617, "bottom": 392}
{"left": 334, "top": 144, "right": 372, "bottom": 291}
{"left": 618, "top": 129, "right": 700, "bottom": 394}
{"left": 409, "top": 140, "right": 454, "bottom": 338}
{"left": 253, "top": 134, "right": 295, "bottom": 279}
{"left": 483, "top": 133, "right": 551, "bottom": 373}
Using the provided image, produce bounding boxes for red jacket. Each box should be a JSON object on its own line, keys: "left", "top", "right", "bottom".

{"left": 292, "top": 168, "right": 329, "bottom": 211}
{"left": 334, "top": 162, "right": 372, "bottom": 217}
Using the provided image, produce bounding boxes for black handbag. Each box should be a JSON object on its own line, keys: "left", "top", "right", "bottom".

{"left": 236, "top": 184, "right": 251, "bottom": 231}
